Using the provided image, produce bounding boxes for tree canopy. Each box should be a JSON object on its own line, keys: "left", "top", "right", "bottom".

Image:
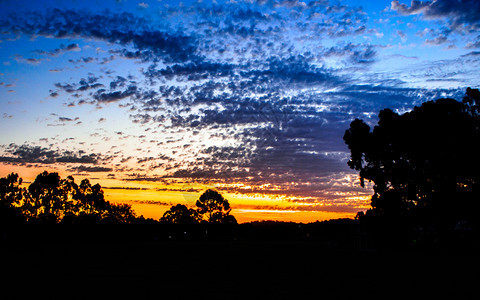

{"left": 160, "top": 204, "right": 201, "bottom": 224}
{"left": 1, "top": 171, "right": 237, "bottom": 226}
{"left": 161, "top": 189, "right": 237, "bottom": 224}
{"left": 0, "top": 171, "right": 136, "bottom": 224}
{"left": 344, "top": 88, "right": 480, "bottom": 228}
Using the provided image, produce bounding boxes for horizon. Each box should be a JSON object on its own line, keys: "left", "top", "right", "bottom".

{"left": 1, "top": 0, "right": 480, "bottom": 223}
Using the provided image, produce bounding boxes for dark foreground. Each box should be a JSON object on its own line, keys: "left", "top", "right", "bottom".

{"left": 1, "top": 223, "right": 480, "bottom": 299}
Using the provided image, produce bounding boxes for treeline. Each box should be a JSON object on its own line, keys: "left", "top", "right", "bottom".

{"left": 0, "top": 170, "right": 236, "bottom": 225}
{"left": 0, "top": 171, "right": 136, "bottom": 224}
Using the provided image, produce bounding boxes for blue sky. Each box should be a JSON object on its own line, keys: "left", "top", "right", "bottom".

{"left": 1, "top": 0, "right": 479, "bottom": 220}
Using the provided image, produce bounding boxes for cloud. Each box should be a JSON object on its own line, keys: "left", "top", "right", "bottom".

{"left": 0, "top": 143, "right": 109, "bottom": 165}
{"left": 58, "top": 117, "right": 79, "bottom": 122}
{"left": 93, "top": 85, "right": 139, "bottom": 103}
{"left": 68, "top": 57, "right": 95, "bottom": 64}
{"left": 14, "top": 55, "right": 44, "bottom": 65}
{"left": 466, "top": 36, "right": 480, "bottom": 49}
{"left": 273, "top": 0, "right": 307, "bottom": 9}
{"left": 462, "top": 51, "right": 480, "bottom": 57}
{"left": 425, "top": 35, "right": 448, "bottom": 45}
{"left": 397, "top": 29, "right": 407, "bottom": 40}
{"left": 34, "top": 43, "right": 81, "bottom": 57}
{"left": 390, "top": 0, "right": 430, "bottom": 15}
{"left": 391, "top": 0, "right": 480, "bottom": 34}
{"left": 54, "top": 76, "right": 104, "bottom": 94}
{"left": 2, "top": 9, "right": 198, "bottom": 63}
{"left": 109, "top": 76, "right": 128, "bottom": 89}
{"left": 68, "top": 165, "right": 113, "bottom": 173}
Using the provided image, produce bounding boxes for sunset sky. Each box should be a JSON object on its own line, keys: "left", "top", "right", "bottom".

{"left": 1, "top": 0, "right": 479, "bottom": 222}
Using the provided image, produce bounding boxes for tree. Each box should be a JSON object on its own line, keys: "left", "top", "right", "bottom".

{"left": 102, "top": 203, "right": 137, "bottom": 224}
{"left": 344, "top": 88, "right": 480, "bottom": 227}
{"left": 72, "top": 178, "right": 110, "bottom": 219}
{"left": 196, "top": 189, "right": 236, "bottom": 224}
{"left": 0, "top": 173, "right": 27, "bottom": 224}
{"left": 160, "top": 204, "right": 201, "bottom": 224}
{"left": 161, "top": 189, "right": 237, "bottom": 224}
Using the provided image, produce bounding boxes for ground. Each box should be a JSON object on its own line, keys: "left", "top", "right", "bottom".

{"left": 2, "top": 238, "right": 479, "bottom": 299}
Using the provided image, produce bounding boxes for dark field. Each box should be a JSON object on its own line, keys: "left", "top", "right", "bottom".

{"left": 2, "top": 227, "right": 479, "bottom": 300}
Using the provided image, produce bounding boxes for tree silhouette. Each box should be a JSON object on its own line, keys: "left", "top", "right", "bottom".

{"left": 344, "top": 88, "right": 480, "bottom": 228}
{"left": 161, "top": 189, "right": 237, "bottom": 224}
{"left": 102, "top": 203, "right": 137, "bottom": 224}
{"left": 196, "top": 189, "right": 236, "bottom": 224}
{"left": 0, "top": 171, "right": 137, "bottom": 224}
{"left": 28, "top": 171, "right": 78, "bottom": 223}
{"left": 160, "top": 204, "right": 201, "bottom": 224}
{"left": 0, "top": 173, "right": 27, "bottom": 224}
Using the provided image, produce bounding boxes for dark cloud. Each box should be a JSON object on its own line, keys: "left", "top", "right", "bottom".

{"left": 0, "top": 143, "right": 108, "bottom": 165}
{"left": 425, "top": 35, "right": 448, "bottom": 45}
{"left": 93, "top": 85, "right": 139, "bottom": 103}
{"left": 322, "top": 43, "right": 377, "bottom": 64}
{"left": 156, "top": 83, "right": 461, "bottom": 187}
{"left": 391, "top": 0, "right": 480, "bottom": 34}
{"left": 58, "top": 117, "right": 79, "bottom": 122}
{"left": 14, "top": 55, "right": 43, "bottom": 65}
{"left": 390, "top": 0, "right": 430, "bottom": 15}
{"left": 109, "top": 76, "right": 128, "bottom": 89}
{"left": 68, "top": 57, "right": 95, "bottom": 64}
{"left": 55, "top": 76, "right": 104, "bottom": 94}
{"left": 68, "top": 165, "right": 113, "bottom": 173}
{"left": 34, "top": 43, "right": 80, "bottom": 56}
{"left": 466, "top": 36, "right": 480, "bottom": 49}
{"left": 103, "top": 186, "right": 150, "bottom": 191}
{"left": 462, "top": 51, "right": 480, "bottom": 57}
{"left": 2, "top": 9, "right": 198, "bottom": 63}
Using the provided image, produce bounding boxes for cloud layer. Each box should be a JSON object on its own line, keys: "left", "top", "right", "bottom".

{"left": 0, "top": 0, "right": 477, "bottom": 215}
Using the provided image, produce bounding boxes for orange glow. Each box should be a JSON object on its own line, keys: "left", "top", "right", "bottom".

{"left": 231, "top": 209, "right": 356, "bottom": 223}
{"left": 0, "top": 165, "right": 370, "bottom": 223}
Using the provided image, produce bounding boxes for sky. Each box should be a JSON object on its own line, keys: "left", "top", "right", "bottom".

{"left": 1, "top": 0, "right": 479, "bottom": 223}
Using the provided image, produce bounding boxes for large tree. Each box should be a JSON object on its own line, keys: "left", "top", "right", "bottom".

{"left": 196, "top": 189, "right": 236, "bottom": 224}
{"left": 344, "top": 88, "right": 480, "bottom": 227}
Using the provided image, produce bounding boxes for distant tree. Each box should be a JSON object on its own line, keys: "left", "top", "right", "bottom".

{"left": 208, "top": 211, "right": 237, "bottom": 224}
{"left": 160, "top": 204, "right": 201, "bottom": 224}
{"left": 102, "top": 203, "right": 137, "bottom": 224}
{"left": 344, "top": 88, "right": 480, "bottom": 227}
{"left": 161, "top": 189, "right": 237, "bottom": 224}
{"left": 462, "top": 87, "right": 480, "bottom": 118}
{"left": 196, "top": 189, "right": 237, "bottom": 224}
